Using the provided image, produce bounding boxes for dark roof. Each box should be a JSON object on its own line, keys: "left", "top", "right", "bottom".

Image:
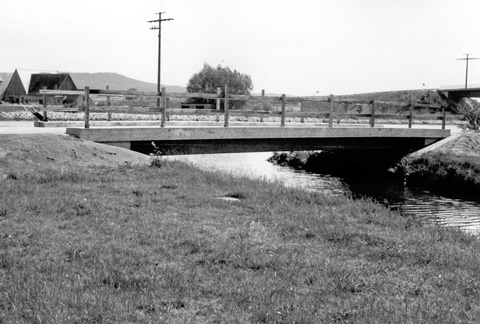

{"left": 28, "top": 73, "right": 71, "bottom": 93}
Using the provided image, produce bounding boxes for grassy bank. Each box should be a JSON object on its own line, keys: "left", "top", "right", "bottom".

{"left": 1, "top": 160, "right": 480, "bottom": 323}
{"left": 397, "top": 133, "right": 480, "bottom": 196}
{"left": 398, "top": 152, "right": 480, "bottom": 194}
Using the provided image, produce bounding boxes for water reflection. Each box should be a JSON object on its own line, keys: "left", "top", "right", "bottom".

{"left": 346, "top": 178, "right": 480, "bottom": 234}
{"left": 165, "top": 152, "right": 347, "bottom": 194}
{"left": 393, "top": 188, "right": 480, "bottom": 235}
{"left": 165, "top": 152, "right": 480, "bottom": 234}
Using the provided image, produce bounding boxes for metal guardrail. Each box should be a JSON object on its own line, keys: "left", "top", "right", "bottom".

{"left": 39, "top": 86, "right": 452, "bottom": 129}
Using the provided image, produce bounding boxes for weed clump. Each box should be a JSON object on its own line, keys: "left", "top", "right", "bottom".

{"left": 149, "top": 142, "right": 167, "bottom": 168}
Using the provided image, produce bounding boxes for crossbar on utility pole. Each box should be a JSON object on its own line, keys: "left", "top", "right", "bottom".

{"left": 148, "top": 12, "right": 173, "bottom": 107}
{"left": 457, "top": 54, "right": 478, "bottom": 89}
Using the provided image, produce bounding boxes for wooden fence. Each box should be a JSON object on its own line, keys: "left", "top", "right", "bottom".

{"left": 39, "top": 85, "right": 453, "bottom": 129}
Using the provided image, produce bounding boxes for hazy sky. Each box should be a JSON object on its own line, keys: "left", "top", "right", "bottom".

{"left": 2, "top": 0, "right": 480, "bottom": 95}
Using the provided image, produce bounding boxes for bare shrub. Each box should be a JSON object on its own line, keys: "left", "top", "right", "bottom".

{"left": 458, "top": 98, "right": 480, "bottom": 132}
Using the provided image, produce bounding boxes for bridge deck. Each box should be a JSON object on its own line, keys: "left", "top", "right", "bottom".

{"left": 439, "top": 87, "right": 480, "bottom": 101}
{"left": 66, "top": 126, "right": 451, "bottom": 155}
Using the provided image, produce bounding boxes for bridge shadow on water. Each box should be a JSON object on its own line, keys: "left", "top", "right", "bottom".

{"left": 268, "top": 149, "right": 408, "bottom": 182}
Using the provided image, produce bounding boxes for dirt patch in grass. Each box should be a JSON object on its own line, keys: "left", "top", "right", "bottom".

{"left": 0, "top": 134, "right": 150, "bottom": 177}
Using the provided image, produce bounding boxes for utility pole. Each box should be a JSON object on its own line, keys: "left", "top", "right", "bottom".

{"left": 148, "top": 12, "right": 173, "bottom": 107}
{"left": 457, "top": 54, "right": 478, "bottom": 89}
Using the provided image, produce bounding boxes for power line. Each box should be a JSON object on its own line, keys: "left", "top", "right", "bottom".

{"left": 457, "top": 54, "right": 478, "bottom": 89}
{"left": 148, "top": 12, "right": 173, "bottom": 107}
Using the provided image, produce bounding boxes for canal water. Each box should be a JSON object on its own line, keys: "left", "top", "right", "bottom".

{"left": 166, "top": 151, "right": 480, "bottom": 235}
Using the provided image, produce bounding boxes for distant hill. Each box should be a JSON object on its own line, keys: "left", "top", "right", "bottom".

{"left": 69, "top": 73, "right": 185, "bottom": 93}
{"left": 0, "top": 72, "right": 186, "bottom": 94}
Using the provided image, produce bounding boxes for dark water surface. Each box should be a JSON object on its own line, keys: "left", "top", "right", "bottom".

{"left": 166, "top": 151, "right": 480, "bottom": 235}
{"left": 348, "top": 180, "right": 480, "bottom": 235}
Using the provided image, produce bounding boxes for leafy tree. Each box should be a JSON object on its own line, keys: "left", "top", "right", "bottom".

{"left": 186, "top": 63, "right": 253, "bottom": 109}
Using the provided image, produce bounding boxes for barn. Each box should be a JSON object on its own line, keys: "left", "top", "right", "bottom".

{"left": 28, "top": 73, "right": 78, "bottom": 105}
{"left": 2, "top": 69, "right": 77, "bottom": 104}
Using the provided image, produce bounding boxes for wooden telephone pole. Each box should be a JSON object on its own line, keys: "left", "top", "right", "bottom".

{"left": 148, "top": 12, "right": 173, "bottom": 107}
{"left": 457, "top": 54, "right": 478, "bottom": 89}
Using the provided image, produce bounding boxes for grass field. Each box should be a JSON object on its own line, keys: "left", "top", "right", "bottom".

{"left": 1, "top": 160, "right": 480, "bottom": 323}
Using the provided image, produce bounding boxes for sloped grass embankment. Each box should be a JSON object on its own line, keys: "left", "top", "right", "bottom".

{"left": 399, "top": 152, "right": 480, "bottom": 193}
{"left": 398, "top": 133, "right": 480, "bottom": 195}
{"left": 1, "top": 161, "right": 480, "bottom": 323}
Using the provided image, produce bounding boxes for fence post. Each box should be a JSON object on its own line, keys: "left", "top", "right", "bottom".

{"left": 216, "top": 87, "right": 221, "bottom": 122}
{"left": 42, "top": 93, "right": 48, "bottom": 122}
{"left": 216, "top": 87, "right": 221, "bottom": 110}
{"left": 84, "top": 86, "right": 90, "bottom": 129}
{"left": 370, "top": 100, "right": 376, "bottom": 127}
{"left": 260, "top": 89, "right": 265, "bottom": 123}
{"left": 408, "top": 100, "right": 413, "bottom": 129}
{"left": 281, "top": 94, "right": 286, "bottom": 127}
{"left": 441, "top": 105, "right": 446, "bottom": 129}
{"left": 166, "top": 98, "right": 170, "bottom": 121}
{"left": 328, "top": 94, "right": 334, "bottom": 127}
{"left": 161, "top": 87, "right": 166, "bottom": 128}
{"left": 224, "top": 84, "right": 229, "bottom": 127}
{"left": 106, "top": 85, "right": 111, "bottom": 121}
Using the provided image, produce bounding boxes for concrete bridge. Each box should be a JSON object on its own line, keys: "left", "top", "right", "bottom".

{"left": 65, "top": 125, "right": 450, "bottom": 156}
{"left": 438, "top": 87, "right": 480, "bottom": 102}
{"left": 38, "top": 86, "right": 452, "bottom": 157}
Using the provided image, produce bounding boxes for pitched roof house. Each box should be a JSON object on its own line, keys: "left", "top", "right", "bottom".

{"left": 28, "top": 73, "right": 77, "bottom": 93}
{"left": 2, "top": 69, "right": 77, "bottom": 104}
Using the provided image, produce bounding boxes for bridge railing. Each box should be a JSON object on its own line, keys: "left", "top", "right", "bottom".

{"left": 39, "top": 86, "right": 456, "bottom": 129}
